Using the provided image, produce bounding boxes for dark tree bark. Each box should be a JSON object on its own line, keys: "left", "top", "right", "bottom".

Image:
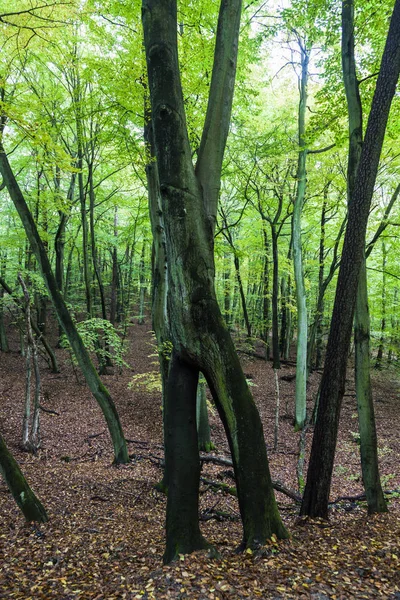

{"left": 143, "top": 0, "right": 287, "bottom": 563}
{"left": 301, "top": 0, "right": 400, "bottom": 518}
{"left": 343, "top": 0, "right": 387, "bottom": 514}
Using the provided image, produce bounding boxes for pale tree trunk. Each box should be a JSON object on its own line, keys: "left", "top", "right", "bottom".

{"left": 138, "top": 240, "right": 147, "bottom": 324}
{"left": 110, "top": 205, "right": 119, "bottom": 325}
{"left": 342, "top": 0, "right": 387, "bottom": 514}
{"left": 301, "top": 0, "right": 400, "bottom": 517}
{"left": 293, "top": 41, "right": 310, "bottom": 430}
{"left": 143, "top": 0, "right": 287, "bottom": 563}
{"left": 19, "top": 274, "right": 41, "bottom": 452}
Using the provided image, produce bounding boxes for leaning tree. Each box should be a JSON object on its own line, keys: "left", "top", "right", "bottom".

{"left": 142, "top": 0, "right": 288, "bottom": 563}
{"left": 301, "top": 0, "right": 400, "bottom": 518}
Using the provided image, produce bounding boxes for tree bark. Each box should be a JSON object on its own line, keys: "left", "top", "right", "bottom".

{"left": 343, "top": 0, "right": 386, "bottom": 514}
{"left": 0, "top": 431, "right": 48, "bottom": 522}
{"left": 143, "top": 0, "right": 287, "bottom": 561}
{"left": 0, "top": 148, "right": 129, "bottom": 465}
{"left": 301, "top": 0, "right": 400, "bottom": 517}
{"left": 293, "top": 42, "right": 309, "bottom": 430}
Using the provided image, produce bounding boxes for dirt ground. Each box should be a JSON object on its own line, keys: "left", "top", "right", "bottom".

{"left": 0, "top": 319, "right": 399, "bottom": 599}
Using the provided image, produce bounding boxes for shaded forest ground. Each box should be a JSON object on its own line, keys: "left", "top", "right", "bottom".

{"left": 0, "top": 320, "right": 400, "bottom": 599}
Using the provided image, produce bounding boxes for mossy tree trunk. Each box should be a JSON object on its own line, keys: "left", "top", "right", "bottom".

{"left": 0, "top": 144, "right": 129, "bottom": 465}
{"left": 301, "top": 0, "right": 400, "bottom": 518}
{"left": 196, "top": 380, "right": 213, "bottom": 452}
{"left": 143, "top": 0, "right": 287, "bottom": 563}
{"left": 0, "top": 432, "right": 48, "bottom": 523}
{"left": 342, "top": 0, "right": 387, "bottom": 514}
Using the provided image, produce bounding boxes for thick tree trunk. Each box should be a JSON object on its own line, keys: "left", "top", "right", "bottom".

{"left": 164, "top": 354, "right": 211, "bottom": 563}
{"left": 301, "top": 0, "right": 400, "bottom": 517}
{"left": 143, "top": 0, "right": 287, "bottom": 561}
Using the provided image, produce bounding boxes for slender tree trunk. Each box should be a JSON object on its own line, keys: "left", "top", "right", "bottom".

{"left": 343, "top": 0, "right": 387, "bottom": 513}
{"left": 234, "top": 253, "right": 251, "bottom": 338}
{"left": 375, "top": 241, "right": 387, "bottom": 369}
{"left": 0, "top": 149, "right": 129, "bottom": 464}
{"left": 271, "top": 226, "right": 280, "bottom": 369}
{"left": 110, "top": 206, "right": 119, "bottom": 325}
{"left": 262, "top": 236, "right": 270, "bottom": 359}
{"left": 88, "top": 162, "right": 107, "bottom": 320}
{"left": 196, "top": 380, "right": 213, "bottom": 452}
{"left": 138, "top": 240, "right": 147, "bottom": 324}
{"left": 293, "top": 43, "right": 309, "bottom": 430}
{"left": 308, "top": 194, "right": 327, "bottom": 372}
{"left": 0, "top": 276, "right": 59, "bottom": 372}
{"left": 355, "top": 257, "right": 387, "bottom": 512}
{"left": 0, "top": 255, "right": 9, "bottom": 352}
{"left": 301, "top": 0, "right": 400, "bottom": 517}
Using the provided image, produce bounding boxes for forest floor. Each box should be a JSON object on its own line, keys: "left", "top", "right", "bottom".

{"left": 0, "top": 320, "right": 400, "bottom": 599}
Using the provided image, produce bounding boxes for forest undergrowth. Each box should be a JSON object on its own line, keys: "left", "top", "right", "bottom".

{"left": 0, "top": 322, "right": 399, "bottom": 599}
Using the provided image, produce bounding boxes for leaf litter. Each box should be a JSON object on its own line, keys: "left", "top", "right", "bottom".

{"left": 0, "top": 323, "right": 399, "bottom": 598}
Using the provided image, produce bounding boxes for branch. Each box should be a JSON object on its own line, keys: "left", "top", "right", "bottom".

{"left": 366, "top": 182, "right": 400, "bottom": 257}
{"left": 308, "top": 143, "right": 336, "bottom": 155}
{"left": 195, "top": 0, "right": 242, "bottom": 226}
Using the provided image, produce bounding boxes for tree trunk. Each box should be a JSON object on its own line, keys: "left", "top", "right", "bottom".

{"left": 138, "top": 240, "right": 147, "bottom": 324}
{"left": 0, "top": 148, "right": 129, "bottom": 465}
{"left": 301, "top": 0, "right": 400, "bottom": 517}
{"left": 355, "top": 257, "right": 387, "bottom": 512}
{"left": 234, "top": 253, "right": 251, "bottom": 338}
{"left": 271, "top": 226, "right": 280, "bottom": 369}
{"left": 343, "top": 0, "right": 387, "bottom": 514}
{"left": 375, "top": 241, "right": 386, "bottom": 369}
{"left": 0, "top": 255, "right": 9, "bottom": 351}
{"left": 196, "top": 380, "right": 213, "bottom": 452}
{"left": 261, "top": 225, "right": 270, "bottom": 358}
{"left": 0, "top": 431, "right": 48, "bottom": 522}
{"left": 143, "top": 0, "right": 287, "bottom": 561}
{"left": 293, "top": 43, "right": 309, "bottom": 429}
{"left": 110, "top": 205, "right": 119, "bottom": 325}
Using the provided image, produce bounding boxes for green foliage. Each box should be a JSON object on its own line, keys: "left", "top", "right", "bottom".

{"left": 129, "top": 371, "right": 163, "bottom": 394}
{"left": 61, "top": 318, "right": 128, "bottom": 370}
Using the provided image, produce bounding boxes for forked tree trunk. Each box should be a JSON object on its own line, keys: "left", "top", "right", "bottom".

{"left": 301, "top": 0, "right": 400, "bottom": 517}
{"left": 143, "top": 0, "right": 287, "bottom": 563}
